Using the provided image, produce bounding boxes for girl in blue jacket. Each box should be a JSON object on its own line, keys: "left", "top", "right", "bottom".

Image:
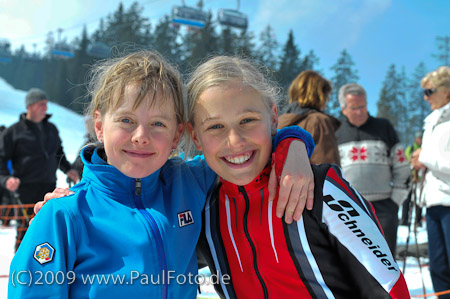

{"left": 8, "top": 51, "right": 314, "bottom": 298}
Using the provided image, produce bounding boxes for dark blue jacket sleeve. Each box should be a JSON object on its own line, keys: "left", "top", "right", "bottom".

{"left": 273, "top": 126, "right": 315, "bottom": 158}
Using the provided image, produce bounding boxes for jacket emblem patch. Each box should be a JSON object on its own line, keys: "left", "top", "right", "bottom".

{"left": 34, "top": 242, "right": 55, "bottom": 265}
{"left": 178, "top": 210, "right": 194, "bottom": 227}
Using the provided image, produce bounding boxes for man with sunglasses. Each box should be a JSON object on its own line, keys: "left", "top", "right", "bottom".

{"left": 335, "top": 83, "right": 410, "bottom": 258}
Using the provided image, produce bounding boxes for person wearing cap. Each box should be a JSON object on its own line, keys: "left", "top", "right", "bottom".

{"left": 0, "top": 88, "right": 79, "bottom": 250}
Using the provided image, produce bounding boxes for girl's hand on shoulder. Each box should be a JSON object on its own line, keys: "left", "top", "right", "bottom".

{"left": 31, "top": 188, "right": 75, "bottom": 224}
{"left": 268, "top": 140, "right": 314, "bottom": 224}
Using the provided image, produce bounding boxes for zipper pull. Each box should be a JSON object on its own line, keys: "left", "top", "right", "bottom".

{"left": 135, "top": 178, "right": 141, "bottom": 196}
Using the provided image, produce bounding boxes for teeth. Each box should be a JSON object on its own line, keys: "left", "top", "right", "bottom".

{"left": 224, "top": 153, "right": 252, "bottom": 164}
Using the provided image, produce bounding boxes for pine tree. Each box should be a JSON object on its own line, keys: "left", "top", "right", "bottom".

{"left": 68, "top": 26, "right": 93, "bottom": 113}
{"left": 153, "top": 15, "right": 181, "bottom": 65}
{"left": 299, "top": 50, "right": 320, "bottom": 72}
{"left": 101, "top": 2, "right": 153, "bottom": 50}
{"left": 181, "top": 11, "right": 218, "bottom": 73}
{"left": 328, "top": 49, "right": 359, "bottom": 118}
{"left": 395, "top": 67, "right": 409, "bottom": 144}
{"left": 234, "top": 29, "right": 256, "bottom": 59}
{"left": 257, "top": 25, "right": 278, "bottom": 71}
{"left": 277, "top": 30, "right": 301, "bottom": 90}
{"left": 406, "top": 62, "right": 430, "bottom": 143}
{"left": 377, "top": 64, "right": 407, "bottom": 139}
{"left": 433, "top": 36, "right": 450, "bottom": 66}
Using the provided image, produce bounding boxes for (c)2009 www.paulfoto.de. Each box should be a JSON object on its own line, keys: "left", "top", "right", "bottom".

{"left": 9, "top": 269, "right": 231, "bottom": 286}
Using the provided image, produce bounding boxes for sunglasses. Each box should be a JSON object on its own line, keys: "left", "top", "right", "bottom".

{"left": 424, "top": 88, "right": 437, "bottom": 96}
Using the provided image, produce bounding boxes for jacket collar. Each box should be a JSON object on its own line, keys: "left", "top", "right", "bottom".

{"left": 424, "top": 101, "right": 450, "bottom": 126}
{"left": 20, "top": 113, "right": 52, "bottom": 126}
{"left": 80, "top": 146, "right": 161, "bottom": 204}
{"left": 343, "top": 114, "right": 372, "bottom": 128}
{"left": 219, "top": 166, "right": 271, "bottom": 196}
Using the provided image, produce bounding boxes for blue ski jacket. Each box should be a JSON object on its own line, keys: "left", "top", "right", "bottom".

{"left": 9, "top": 147, "right": 216, "bottom": 299}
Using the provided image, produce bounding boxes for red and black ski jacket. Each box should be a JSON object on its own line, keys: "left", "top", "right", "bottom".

{"left": 197, "top": 140, "right": 410, "bottom": 299}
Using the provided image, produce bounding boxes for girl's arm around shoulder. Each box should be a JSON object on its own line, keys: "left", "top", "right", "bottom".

{"left": 271, "top": 126, "right": 315, "bottom": 224}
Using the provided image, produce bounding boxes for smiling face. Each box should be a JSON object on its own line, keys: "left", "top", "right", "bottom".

{"left": 94, "top": 83, "right": 183, "bottom": 178}
{"left": 189, "top": 80, "right": 277, "bottom": 186}
{"left": 423, "top": 81, "right": 450, "bottom": 110}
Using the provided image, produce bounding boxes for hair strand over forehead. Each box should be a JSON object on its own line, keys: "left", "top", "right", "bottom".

{"left": 84, "top": 50, "right": 186, "bottom": 145}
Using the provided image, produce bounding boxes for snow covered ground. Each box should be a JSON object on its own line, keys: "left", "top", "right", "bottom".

{"left": 0, "top": 78, "right": 438, "bottom": 298}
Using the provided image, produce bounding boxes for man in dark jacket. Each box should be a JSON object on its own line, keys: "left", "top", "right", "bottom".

{"left": 335, "top": 83, "right": 410, "bottom": 257}
{"left": 0, "top": 88, "right": 79, "bottom": 250}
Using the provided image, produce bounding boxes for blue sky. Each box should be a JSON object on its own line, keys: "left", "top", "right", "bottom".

{"left": 0, "top": 0, "right": 448, "bottom": 113}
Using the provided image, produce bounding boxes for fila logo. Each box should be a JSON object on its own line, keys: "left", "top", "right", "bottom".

{"left": 178, "top": 210, "right": 194, "bottom": 227}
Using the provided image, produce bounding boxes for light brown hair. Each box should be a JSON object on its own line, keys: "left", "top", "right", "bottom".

{"left": 289, "top": 70, "right": 332, "bottom": 110}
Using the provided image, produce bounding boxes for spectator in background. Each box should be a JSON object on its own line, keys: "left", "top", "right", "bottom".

{"left": 278, "top": 70, "right": 340, "bottom": 165}
{"left": 0, "top": 124, "right": 13, "bottom": 226}
{"left": 400, "top": 130, "right": 423, "bottom": 227}
{"left": 0, "top": 88, "right": 79, "bottom": 250}
{"left": 335, "top": 83, "right": 410, "bottom": 257}
{"left": 411, "top": 66, "right": 450, "bottom": 298}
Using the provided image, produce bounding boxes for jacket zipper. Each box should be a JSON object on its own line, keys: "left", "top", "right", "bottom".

{"left": 133, "top": 178, "right": 168, "bottom": 299}
{"left": 238, "top": 186, "right": 269, "bottom": 299}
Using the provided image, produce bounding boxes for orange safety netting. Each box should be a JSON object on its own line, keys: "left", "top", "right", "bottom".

{"left": 1, "top": 203, "right": 35, "bottom": 225}
{"left": 1, "top": 203, "right": 35, "bottom": 250}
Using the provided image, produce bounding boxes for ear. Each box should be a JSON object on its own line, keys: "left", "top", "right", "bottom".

{"left": 171, "top": 123, "right": 185, "bottom": 149}
{"left": 187, "top": 123, "right": 203, "bottom": 151}
{"left": 445, "top": 88, "right": 450, "bottom": 101}
{"left": 94, "top": 110, "right": 104, "bottom": 142}
{"left": 270, "top": 104, "right": 278, "bottom": 136}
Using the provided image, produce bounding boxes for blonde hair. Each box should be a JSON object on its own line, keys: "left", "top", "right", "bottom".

{"left": 85, "top": 50, "right": 185, "bottom": 146}
{"left": 288, "top": 70, "right": 332, "bottom": 110}
{"left": 186, "top": 56, "right": 280, "bottom": 126}
{"left": 421, "top": 66, "right": 450, "bottom": 93}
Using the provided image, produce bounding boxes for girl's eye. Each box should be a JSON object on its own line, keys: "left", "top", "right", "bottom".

{"left": 207, "top": 124, "right": 223, "bottom": 130}
{"left": 154, "top": 121, "right": 165, "bottom": 127}
{"left": 241, "top": 118, "right": 255, "bottom": 124}
{"left": 120, "top": 118, "right": 132, "bottom": 124}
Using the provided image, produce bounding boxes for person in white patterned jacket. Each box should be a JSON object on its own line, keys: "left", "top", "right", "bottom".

{"left": 335, "top": 83, "right": 410, "bottom": 257}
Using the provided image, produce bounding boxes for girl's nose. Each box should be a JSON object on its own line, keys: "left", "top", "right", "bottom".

{"left": 131, "top": 125, "right": 150, "bottom": 145}
{"left": 227, "top": 128, "right": 246, "bottom": 148}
